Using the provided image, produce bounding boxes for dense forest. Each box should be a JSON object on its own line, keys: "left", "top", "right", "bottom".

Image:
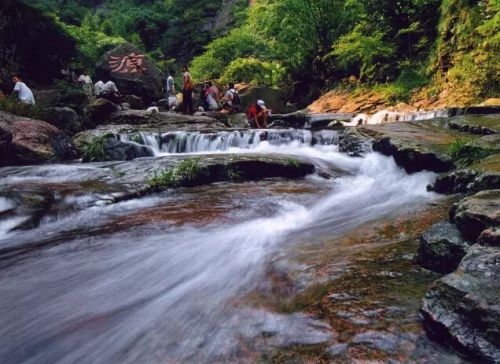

{"left": 1, "top": 0, "right": 499, "bottom": 105}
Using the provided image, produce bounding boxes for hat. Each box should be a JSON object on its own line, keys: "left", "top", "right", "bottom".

{"left": 257, "top": 100, "right": 265, "bottom": 107}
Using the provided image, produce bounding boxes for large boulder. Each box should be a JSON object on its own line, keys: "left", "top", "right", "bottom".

{"left": 421, "top": 245, "right": 500, "bottom": 362}
{"left": 81, "top": 136, "right": 153, "bottom": 162}
{"left": 88, "top": 98, "right": 117, "bottom": 125}
{"left": 414, "top": 221, "right": 470, "bottom": 274}
{"left": 239, "top": 86, "right": 288, "bottom": 114}
{"left": 450, "top": 190, "right": 500, "bottom": 242}
{"left": 47, "top": 107, "right": 82, "bottom": 135}
{"left": 338, "top": 127, "right": 372, "bottom": 157}
{"left": 0, "top": 111, "right": 77, "bottom": 166}
{"left": 96, "top": 43, "right": 162, "bottom": 102}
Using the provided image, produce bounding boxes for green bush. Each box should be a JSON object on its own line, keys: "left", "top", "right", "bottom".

{"left": 190, "top": 27, "right": 268, "bottom": 82}
{"left": 220, "top": 57, "right": 286, "bottom": 87}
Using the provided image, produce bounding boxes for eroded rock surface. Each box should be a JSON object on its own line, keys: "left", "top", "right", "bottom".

{"left": 450, "top": 189, "right": 500, "bottom": 242}
{"left": 421, "top": 245, "right": 500, "bottom": 363}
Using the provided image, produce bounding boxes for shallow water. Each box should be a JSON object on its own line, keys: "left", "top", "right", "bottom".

{"left": 0, "top": 139, "right": 464, "bottom": 363}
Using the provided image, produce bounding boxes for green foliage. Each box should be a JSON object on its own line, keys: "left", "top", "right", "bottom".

{"left": 373, "top": 63, "right": 429, "bottom": 102}
{"left": 220, "top": 58, "right": 286, "bottom": 86}
{"left": 81, "top": 133, "right": 114, "bottom": 162}
{"left": 146, "top": 158, "right": 206, "bottom": 190}
{"left": 190, "top": 28, "right": 268, "bottom": 81}
{"left": 0, "top": 96, "right": 50, "bottom": 121}
{"left": 447, "top": 137, "right": 494, "bottom": 166}
{"left": 329, "top": 24, "right": 396, "bottom": 82}
{"left": 61, "top": 17, "right": 126, "bottom": 68}
{"left": 285, "top": 158, "right": 301, "bottom": 168}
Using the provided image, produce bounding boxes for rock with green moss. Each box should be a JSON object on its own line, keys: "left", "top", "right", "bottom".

{"left": 81, "top": 134, "right": 153, "bottom": 162}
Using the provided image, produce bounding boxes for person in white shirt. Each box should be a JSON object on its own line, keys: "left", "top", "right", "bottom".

{"left": 96, "top": 78, "right": 123, "bottom": 109}
{"left": 78, "top": 70, "right": 93, "bottom": 96}
{"left": 222, "top": 83, "right": 240, "bottom": 113}
{"left": 11, "top": 75, "right": 35, "bottom": 105}
{"left": 94, "top": 80, "right": 105, "bottom": 96}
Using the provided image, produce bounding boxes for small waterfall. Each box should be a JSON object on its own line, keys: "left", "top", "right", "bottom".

{"left": 120, "top": 129, "right": 340, "bottom": 155}
{"left": 348, "top": 109, "right": 451, "bottom": 126}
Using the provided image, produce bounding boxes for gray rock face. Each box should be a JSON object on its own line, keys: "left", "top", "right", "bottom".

{"left": 48, "top": 107, "right": 82, "bottom": 135}
{"left": 415, "top": 221, "right": 470, "bottom": 274}
{"left": 96, "top": 43, "right": 162, "bottom": 102}
{"left": 122, "top": 95, "right": 144, "bottom": 110}
{"left": 372, "top": 137, "right": 454, "bottom": 174}
{"left": 339, "top": 128, "right": 372, "bottom": 157}
{"left": 450, "top": 190, "right": 500, "bottom": 242}
{"left": 421, "top": 245, "right": 500, "bottom": 363}
{"left": 88, "top": 98, "right": 117, "bottom": 125}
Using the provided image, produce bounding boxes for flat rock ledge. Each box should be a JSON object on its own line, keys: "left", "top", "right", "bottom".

{"left": 414, "top": 221, "right": 470, "bottom": 274}
{"left": 421, "top": 245, "right": 500, "bottom": 363}
{"left": 450, "top": 189, "right": 500, "bottom": 242}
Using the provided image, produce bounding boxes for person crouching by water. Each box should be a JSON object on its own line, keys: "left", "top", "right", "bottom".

{"left": 247, "top": 99, "right": 269, "bottom": 129}
{"left": 181, "top": 66, "right": 194, "bottom": 114}
{"left": 11, "top": 74, "right": 35, "bottom": 105}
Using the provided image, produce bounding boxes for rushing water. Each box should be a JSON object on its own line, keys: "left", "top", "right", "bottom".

{"left": 0, "top": 131, "right": 454, "bottom": 363}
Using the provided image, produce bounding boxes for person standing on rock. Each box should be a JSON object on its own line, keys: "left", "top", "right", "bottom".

{"left": 78, "top": 70, "right": 94, "bottom": 97}
{"left": 181, "top": 66, "right": 194, "bottom": 114}
{"left": 11, "top": 75, "right": 35, "bottom": 105}
{"left": 164, "top": 71, "right": 177, "bottom": 111}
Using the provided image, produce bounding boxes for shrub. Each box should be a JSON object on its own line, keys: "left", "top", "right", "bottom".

{"left": 0, "top": 96, "right": 50, "bottom": 121}
{"left": 220, "top": 57, "right": 286, "bottom": 87}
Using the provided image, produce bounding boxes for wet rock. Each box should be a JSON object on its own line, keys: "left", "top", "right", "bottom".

{"left": 338, "top": 127, "right": 372, "bottom": 157}
{"left": 372, "top": 137, "right": 454, "bottom": 174}
{"left": 469, "top": 172, "right": 500, "bottom": 192}
{"left": 268, "top": 111, "right": 308, "bottom": 128}
{"left": 48, "top": 107, "right": 82, "bottom": 135}
{"left": 447, "top": 120, "right": 497, "bottom": 135}
{"left": 328, "top": 343, "right": 348, "bottom": 356}
{"left": 122, "top": 95, "right": 144, "bottom": 110}
{"left": 0, "top": 111, "right": 77, "bottom": 166}
{"left": 88, "top": 98, "right": 117, "bottom": 125}
{"left": 428, "top": 169, "right": 478, "bottom": 194}
{"left": 415, "top": 221, "right": 470, "bottom": 274}
{"left": 421, "top": 245, "right": 500, "bottom": 363}
{"left": 224, "top": 113, "right": 248, "bottom": 128}
{"left": 477, "top": 227, "right": 500, "bottom": 246}
{"left": 82, "top": 137, "right": 153, "bottom": 162}
{"left": 96, "top": 43, "right": 162, "bottom": 102}
{"left": 450, "top": 190, "right": 500, "bottom": 242}
{"left": 106, "top": 109, "right": 219, "bottom": 128}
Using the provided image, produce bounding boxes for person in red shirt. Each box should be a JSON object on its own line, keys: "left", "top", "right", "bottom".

{"left": 247, "top": 100, "right": 269, "bottom": 129}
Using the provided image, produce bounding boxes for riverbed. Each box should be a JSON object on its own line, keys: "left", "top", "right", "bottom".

{"left": 0, "top": 134, "right": 468, "bottom": 363}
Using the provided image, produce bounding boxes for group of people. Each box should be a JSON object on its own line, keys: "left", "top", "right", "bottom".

{"left": 7, "top": 67, "right": 271, "bottom": 130}
{"left": 164, "top": 67, "right": 269, "bottom": 128}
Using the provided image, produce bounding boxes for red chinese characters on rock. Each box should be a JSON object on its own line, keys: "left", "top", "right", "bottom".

{"left": 109, "top": 53, "right": 147, "bottom": 74}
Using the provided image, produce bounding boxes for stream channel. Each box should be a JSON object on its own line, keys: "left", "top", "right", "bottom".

{"left": 0, "top": 128, "right": 467, "bottom": 363}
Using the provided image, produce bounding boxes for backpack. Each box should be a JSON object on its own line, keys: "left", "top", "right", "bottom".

{"left": 231, "top": 90, "right": 240, "bottom": 105}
